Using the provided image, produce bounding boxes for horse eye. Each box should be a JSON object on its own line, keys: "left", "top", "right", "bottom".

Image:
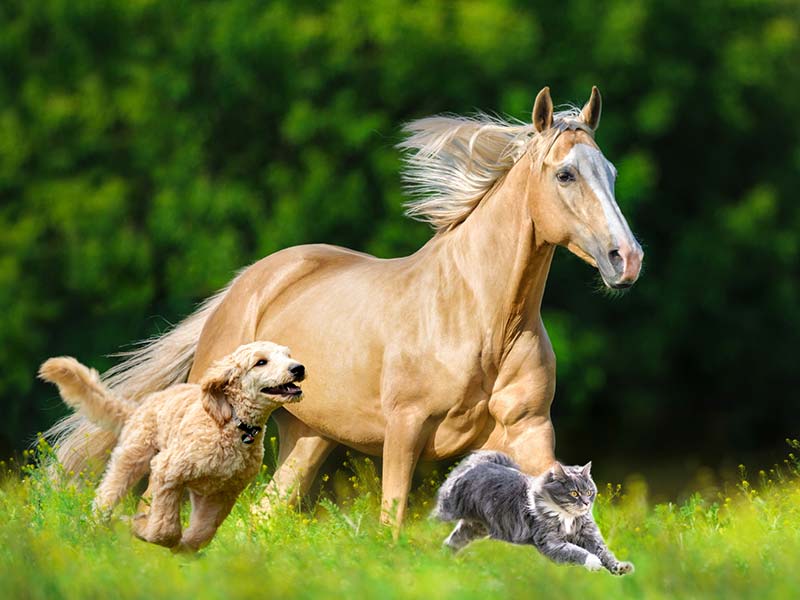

{"left": 556, "top": 170, "right": 575, "bottom": 184}
{"left": 254, "top": 359, "right": 268, "bottom": 367}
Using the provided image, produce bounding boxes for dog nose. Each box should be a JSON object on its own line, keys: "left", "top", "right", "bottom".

{"left": 290, "top": 364, "right": 305, "bottom": 381}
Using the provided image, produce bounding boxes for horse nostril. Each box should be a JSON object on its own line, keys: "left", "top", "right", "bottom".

{"left": 290, "top": 364, "right": 305, "bottom": 380}
{"left": 608, "top": 249, "right": 624, "bottom": 271}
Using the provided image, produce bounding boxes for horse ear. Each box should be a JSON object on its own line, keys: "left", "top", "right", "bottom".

{"left": 532, "top": 86, "right": 554, "bottom": 133}
{"left": 581, "top": 461, "right": 592, "bottom": 477}
{"left": 551, "top": 461, "right": 568, "bottom": 480}
{"left": 199, "top": 358, "right": 237, "bottom": 426}
{"left": 580, "top": 86, "right": 602, "bottom": 131}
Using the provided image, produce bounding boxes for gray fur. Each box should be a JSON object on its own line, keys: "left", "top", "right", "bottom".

{"left": 433, "top": 451, "right": 634, "bottom": 575}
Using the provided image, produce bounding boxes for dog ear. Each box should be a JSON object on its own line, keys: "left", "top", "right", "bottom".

{"left": 199, "top": 358, "right": 238, "bottom": 426}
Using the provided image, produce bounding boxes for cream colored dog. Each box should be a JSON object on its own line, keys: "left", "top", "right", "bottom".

{"left": 39, "top": 341, "right": 304, "bottom": 552}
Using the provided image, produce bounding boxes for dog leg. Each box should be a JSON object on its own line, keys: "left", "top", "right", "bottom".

{"left": 174, "top": 491, "right": 238, "bottom": 553}
{"left": 380, "top": 411, "right": 435, "bottom": 537}
{"left": 132, "top": 468, "right": 184, "bottom": 549}
{"left": 253, "top": 411, "right": 337, "bottom": 518}
{"left": 443, "top": 519, "right": 489, "bottom": 552}
{"left": 93, "top": 434, "right": 156, "bottom": 518}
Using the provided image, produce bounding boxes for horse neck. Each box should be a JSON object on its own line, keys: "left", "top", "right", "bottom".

{"left": 430, "top": 153, "right": 555, "bottom": 331}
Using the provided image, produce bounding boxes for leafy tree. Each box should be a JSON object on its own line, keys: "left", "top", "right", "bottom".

{"left": 1, "top": 0, "right": 798, "bottom": 471}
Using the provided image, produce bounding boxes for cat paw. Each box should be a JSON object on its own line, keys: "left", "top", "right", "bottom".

{"left": 610, "top": 561, "right": 635, "bottom": 576}
{"left": 583, "top": 554, "right": 603, "bottom": 571}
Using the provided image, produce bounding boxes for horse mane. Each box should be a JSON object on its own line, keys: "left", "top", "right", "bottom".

{"left": 398, "top": 108, "right": 591, "bottom": 230}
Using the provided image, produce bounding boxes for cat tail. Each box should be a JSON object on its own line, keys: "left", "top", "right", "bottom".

{"left": 461, "top": 451, "right": 521, "bottom": 470}
{"left": 432, "top": 451, "right": 521, "bottom": 520}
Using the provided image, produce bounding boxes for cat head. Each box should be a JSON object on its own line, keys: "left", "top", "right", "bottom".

{"left": 540, "top": 462, "right": 596, "bottom": 517}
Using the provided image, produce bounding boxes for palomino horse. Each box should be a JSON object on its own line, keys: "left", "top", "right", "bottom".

{"left": 50, "top": 87, "right": 643, "bottom": 530}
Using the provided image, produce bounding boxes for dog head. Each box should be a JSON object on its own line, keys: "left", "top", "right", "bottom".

{"left": 199, "top": 341, "right": 305, "bottom": 426}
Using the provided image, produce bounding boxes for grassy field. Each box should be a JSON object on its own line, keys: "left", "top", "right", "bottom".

{"left": 2, "top": 440, "right": 800, "bottom": 600}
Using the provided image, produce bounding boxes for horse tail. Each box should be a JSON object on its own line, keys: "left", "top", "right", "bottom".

{"left": 43, "top": 280, "right": 235, "bottom": 474}
{"left": 39, "top": 357, "right": 134, "bottom": 435}
{"left": 432, "top": 451, "right": 520, "bottom": 520}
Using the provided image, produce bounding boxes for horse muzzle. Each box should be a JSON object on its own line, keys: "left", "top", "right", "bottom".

{"left": 601, "top": 241, "right": 643, "bottom": 288}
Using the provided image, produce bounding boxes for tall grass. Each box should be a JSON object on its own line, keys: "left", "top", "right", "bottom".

{"left": 2, "top": 439, "right": 800, "bottom": 599}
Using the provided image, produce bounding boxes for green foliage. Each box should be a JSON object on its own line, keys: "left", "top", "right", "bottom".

{"left": 1, "top": 0, "right": 799, "bottom": 465}
{"left": 3, "top": 442, "right": 800, "bottom": 598}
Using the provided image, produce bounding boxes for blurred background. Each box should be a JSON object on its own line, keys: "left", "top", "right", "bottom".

{"left": 1, "top": 0, "right": 798, "bottom": 496}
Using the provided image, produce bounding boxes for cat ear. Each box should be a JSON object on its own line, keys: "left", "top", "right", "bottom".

{"left": 581, "top": 462, "right": 592, "bottom": 477}
{"left": 551, "top": 462, "right": 568, "bottom": 480}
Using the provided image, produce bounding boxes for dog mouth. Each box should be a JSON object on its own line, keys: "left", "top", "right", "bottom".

{"left": 260, "top": 382, "right": 303, "bottom": 399}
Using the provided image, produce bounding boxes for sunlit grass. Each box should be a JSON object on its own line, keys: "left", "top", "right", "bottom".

{"left": 2, "top": 439, "right": 800, "bottom": 599}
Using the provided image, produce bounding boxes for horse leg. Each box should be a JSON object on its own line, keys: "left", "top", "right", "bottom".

{"left": 253, "top": 410, "right": 337, "bottom": 517}
{"left": 380, "top": 411, "right": 435, "bottom": 536}
{"left": 481, "top": 413, "right": 556, "bottom": 475}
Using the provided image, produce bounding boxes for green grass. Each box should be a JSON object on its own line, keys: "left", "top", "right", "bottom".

{"left": 2, "top": 440, "right": 800, "bottom": 600}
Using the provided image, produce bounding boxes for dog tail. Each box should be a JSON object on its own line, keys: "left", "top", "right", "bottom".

{"left": 43, "top": 279, "right": 236, "bottom": 474}
{"left": 432, "top": 451, "right": 520, "bottom": 521}
{"left": 39, "top": 357, "right": 134, "bottom": 434}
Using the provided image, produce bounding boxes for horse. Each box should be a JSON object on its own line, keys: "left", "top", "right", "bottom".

{"left": 49, "top": 86, "right": 643, "bottom": 531}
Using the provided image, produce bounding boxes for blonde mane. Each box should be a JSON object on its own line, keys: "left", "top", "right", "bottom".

{"left": 398, "top": 108, "right": 592, "bottom": 230}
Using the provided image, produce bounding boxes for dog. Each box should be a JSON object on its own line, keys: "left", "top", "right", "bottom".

{"left": 39, "top": 341, "right": 304, "bottom": 552}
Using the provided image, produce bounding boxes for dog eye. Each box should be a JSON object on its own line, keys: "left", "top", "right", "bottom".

{"left": 570, "top": 490, "right": 578, "bottom": 497}
{"left": 254, "top": 359, "right": 268, "bottom": 367}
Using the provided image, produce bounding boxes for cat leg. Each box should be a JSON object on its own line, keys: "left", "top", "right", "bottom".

{"left": 577, "top": 521, "right": 634, "bottom": 575}
{"left": 443, "top": 519, "right": 489, "bottom": 552}
{"left": 535, "top": 539, "right": 602, "bottom": 570}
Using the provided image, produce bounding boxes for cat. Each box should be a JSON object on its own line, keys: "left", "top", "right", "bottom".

{"left": 433, "top": 451, "right": 634, "bottom": 575}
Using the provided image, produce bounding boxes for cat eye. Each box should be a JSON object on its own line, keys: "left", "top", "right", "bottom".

{"left": 570, "top": 491, "right": 579, "bottom": 497}
{"left": 254, "top": 359, "right": 268, "bottom": 367}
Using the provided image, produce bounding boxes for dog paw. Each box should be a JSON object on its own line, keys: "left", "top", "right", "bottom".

{"left": 610, "top": 561, "right": 635, "bottom": 576}
{"left": 583, "top": 554, "right": 603, "bottom": 571}
{"left": 91, "top": 504, "right": 113, "bottom": 524}
{"left": 250, "top": 503, "right": 267, "bottom": 520}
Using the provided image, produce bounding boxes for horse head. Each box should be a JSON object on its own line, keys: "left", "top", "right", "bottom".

{"left": 526, "top": 86, "right": 643, "bottom": 289}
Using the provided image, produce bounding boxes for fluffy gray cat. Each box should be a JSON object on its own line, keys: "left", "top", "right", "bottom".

{"left": 433, "top": 451, "right": 634, "bottom": 575}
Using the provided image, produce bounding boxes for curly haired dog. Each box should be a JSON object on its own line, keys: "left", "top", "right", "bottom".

{"left": 39, "top": 341, "right": 305, "bottom": 552}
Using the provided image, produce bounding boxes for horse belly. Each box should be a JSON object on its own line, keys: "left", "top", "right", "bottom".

{"left": 421, "top": 394, "right": 492, "bottom": 460}
{"left": 253, "top": 282, "right": 389, "bottom": 453}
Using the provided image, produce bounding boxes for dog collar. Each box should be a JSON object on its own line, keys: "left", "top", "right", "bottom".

{"left": 235, "top": 419, "right": 262, "bottom": 445}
